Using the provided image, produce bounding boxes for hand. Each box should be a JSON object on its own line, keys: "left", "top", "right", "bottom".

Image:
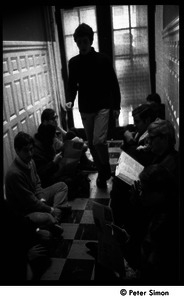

{"left": 53, "top": 152, "right": 62, "bottom": 164}
{"left": 129, "top": 180, "right": 142, "bottom": 205}
{"left": 50, "top": 207, "right": 61, "bottom": 217}
{"left": 65, "top": 102, "right": 73, "bottom": 111}
{"left": 40, "top": 198, "right": 46, "bottom": 202}
{"left": 124, "top": 130, "right": 135, "bottom": 143}
{"left": 27, "top": 244, "right": 48, "bottom": 262}
{"left": 72, "top": 136, "right": 83, "bottom": 143}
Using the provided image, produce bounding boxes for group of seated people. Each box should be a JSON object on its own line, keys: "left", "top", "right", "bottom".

{"left": 3, "top": 93, "right": 180, "bottom": 283}
{"left": 3, "top": 108, "right": 95, "bottom": 281}
{"left": 110, "top": 93, "right": 180, "bottom": 283}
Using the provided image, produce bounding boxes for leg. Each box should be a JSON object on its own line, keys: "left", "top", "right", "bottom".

{"left": 26, "top": 212, "right": 64, "bottom": 237}
{"left": 93, "top": 108, "right": 111, "bottom": 180}
{"left": 43, "top": 182, "right": 68, "bottom": 210}
{"left": 81, "top": 112, "right": 103, "bottom": 173}
{"left": 26, "top": 212, "right": 56, "bottom": 228}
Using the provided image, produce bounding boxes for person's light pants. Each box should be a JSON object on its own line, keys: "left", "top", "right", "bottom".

{"left": 81, "top": 109, "right": 111, "bottom": 179}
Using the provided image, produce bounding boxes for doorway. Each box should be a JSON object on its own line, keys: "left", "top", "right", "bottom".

{"left": 57, "top": 5, "right": 152, "bottom": 130}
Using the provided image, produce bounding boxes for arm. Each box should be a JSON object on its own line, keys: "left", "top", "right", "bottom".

{"left": 5, "top": 171, "right": 51, "bottom": 214}
{"left": 31, "top": 160, "right": 48, "bottom": 199}
{"left": 33, "top": 150, "right": 58, "bottom": 181}
{"left": 66, "top": 59, "right": 78, "bottom": 107}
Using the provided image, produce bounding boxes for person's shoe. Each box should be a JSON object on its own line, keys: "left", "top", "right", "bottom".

{"left": 96, "top": 175, "right": 107, "bottom": 188}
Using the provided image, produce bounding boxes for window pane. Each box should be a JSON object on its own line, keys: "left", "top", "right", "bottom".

{"left": 65, "top": 36, "right": 79, "bottom": 62}
{"left": 80, "top": 7, "right": 97, "bottom": 31}
{"left": 132, "top": 28, "right": 148, "bottom": 55}
{"left": 63, "top": 10, "right": 79, "bottom": 35}
{"left": 130, "top": 5, "right": 147, "bottom": 27}
{"left": 112, "top": 5, "right": 150, "bottom": 125}
{"left": 113, "top": 29, "right": 131, "bottom": 56}
{"left": 115, "top": 57, "right": 150, "bottom": 106}
{"left": 112, "top": 6, "right": 129, "bottom": 29}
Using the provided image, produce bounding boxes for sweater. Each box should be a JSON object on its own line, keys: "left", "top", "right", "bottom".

{"left": 5, "top": 157, "right": 51, "bottom": 216}
{"left": 33, "top": 136, "right": 59, "bottom": 187}
{"left": 67, "top": 47, "right": 121, "bottom": 113}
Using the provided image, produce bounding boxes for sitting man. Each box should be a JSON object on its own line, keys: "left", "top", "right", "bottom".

{"left": 110, "top": 103, "right": 157, "bottom": 228}
{"left": 114, "top": 119, "right": 179, "bottom": 282}
{"left": 5, "top": 131, "right": 69, "bottom": 236}
{"left": 120, "top": 103, "right": 157, "bottom": 166}
{"left": 41, "top": 108, "right": 96, "bottom": 171}
{"left": 146, "top": 92, "right": 165, "bottom": 119}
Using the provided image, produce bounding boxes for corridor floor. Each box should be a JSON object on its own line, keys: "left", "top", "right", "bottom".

{"left": 40, "top": 141, "right": 136, "bottom": 283}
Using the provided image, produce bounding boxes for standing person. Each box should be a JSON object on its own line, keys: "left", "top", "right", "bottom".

{"left": 66, "top": 23, "right": 121, "bottom": 188}
{"left": 5, "top": 131, "right": 68, "bottom": 235}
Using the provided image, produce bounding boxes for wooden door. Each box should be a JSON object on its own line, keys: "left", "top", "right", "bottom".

{"left": 3, "top": 40, "right": 59, "bottom": 177}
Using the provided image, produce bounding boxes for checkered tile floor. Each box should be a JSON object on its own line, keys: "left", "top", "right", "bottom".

{"left": 40, "top": 141, "right": 122, "bottom": 282}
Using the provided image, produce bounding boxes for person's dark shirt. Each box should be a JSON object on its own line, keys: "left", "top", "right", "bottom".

{"left": 67, "top": 47, "right": 121, "bottom": 113}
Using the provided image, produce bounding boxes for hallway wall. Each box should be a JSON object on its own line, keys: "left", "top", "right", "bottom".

{"left": 155, "top": 5, "right": 179, "bottom": 149}
{"left": 3, "top": 6, "right": 65, "bottom": 177}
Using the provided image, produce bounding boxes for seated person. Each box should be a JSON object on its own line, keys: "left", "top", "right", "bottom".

{"left": 5, "top": 131, "right": 69, "bottom": 236}
{"left": 121, "top": 103, "right": 157, "bottom": 166}
{"left": 110, "top": 103, "right": 157, "bottom": 228}
{"left": 2, "top": 199, "right": 52, "bottom": 281}
{"left": 41, "top": 108, "right": 96, "bottom": 171}
{"left": 112, "top": 119, "right": 179, "bottom": 282}
{"left": 33, "top": 123, "right": 90, "bottom": 199}
{"left": 146, "top": 92, "right": 165, "bottom": 119}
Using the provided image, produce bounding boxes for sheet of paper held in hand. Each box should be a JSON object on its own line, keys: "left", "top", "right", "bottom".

{"left": 115, "top": 150, "right": 144, "bottom": 185}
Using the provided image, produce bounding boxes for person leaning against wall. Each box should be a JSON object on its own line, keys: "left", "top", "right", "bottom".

{"left": 5, "top": 131, "right": 69, "bottom": 237}
{"left": 65, "top": 23, "right": 121, "bottom": 189}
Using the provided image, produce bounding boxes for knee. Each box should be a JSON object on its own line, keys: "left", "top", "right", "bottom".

{"left": 55, "top": 181, "right": 68, "bottom": 193}
{"left": 26, "top": 212, "right": 55, "bottom": 227}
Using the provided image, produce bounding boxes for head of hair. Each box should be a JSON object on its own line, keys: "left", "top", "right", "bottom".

{"left": 41, "top": 108, "right": 56, "bottom": 123}
{"left": 148, "top": 118, "right": 176, "bottom": 148}
{"left": 146, "top": 93, "right": 161, "bottom": 105}
{"left": 132, "top": 103, "right": 156, "bottom": 122}
{"left": 73, "top": 23, "right": 94, "bottom": 44}
{"left": 36, "top": 124, "right": 56, "bottom": 145}
{"left": 14, "top": 132, "right": 34, "bottom": 151}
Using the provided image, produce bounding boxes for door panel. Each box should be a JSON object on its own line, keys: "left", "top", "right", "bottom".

{"left": 3, "top": 41, "right": 57, "bottom": 177}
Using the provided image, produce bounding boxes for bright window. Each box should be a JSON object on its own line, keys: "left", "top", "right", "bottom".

{"left": 111, "top": 5, "right": 151, "bottom": 126}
